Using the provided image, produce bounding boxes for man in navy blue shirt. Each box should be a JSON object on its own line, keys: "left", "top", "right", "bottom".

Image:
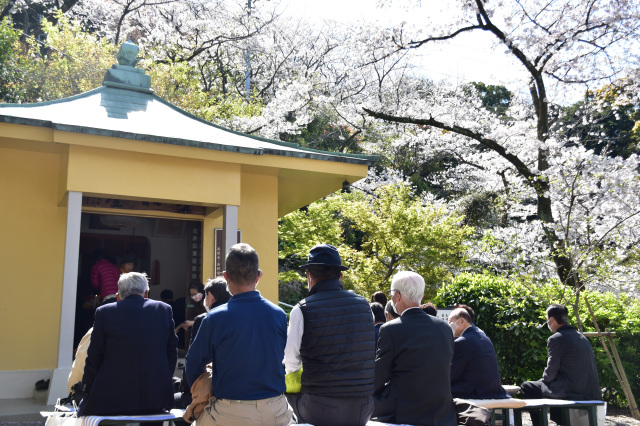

{"left": 185, "top": 243, "right": 293, "bottom": 426}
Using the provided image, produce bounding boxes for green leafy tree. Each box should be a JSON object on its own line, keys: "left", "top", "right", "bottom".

{"left": 556, "top": 84, "right": 640, "bottom": 159}
{"left": 0, "top": 13, "right": 115, "bottom": 103}
{"left": 145, "top": 60, "right": 263, "bottom": 123}
{"left": 341, "top": 184, "right": 473, "bottom": 299}
{"left": 278, "top": 193, "right": 353, "bottom": 278}
{"left": 279, "top": 195, "right": 347, "bottom": 256}
{"left": 280, "top": 109, "right": 365, "bottom": 154}
{"left": 467, "top": 82, "right": 512, "bottom": 116}
{"left": 21, "top": 12, "right": 116, "bottom": 102}
{"left": 278, "top": 183, "right": 473, "bottom": 301}
{"left": 0, "top": 18, "right": 29, "bottom": 103}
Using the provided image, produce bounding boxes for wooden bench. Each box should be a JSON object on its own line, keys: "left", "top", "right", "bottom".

{"left": 512, "top": 399, "right": 605, "bottom": 426}
{"left": 42, "top": 409, "right": 185, "bottom": 426}
{"left": 462, "top": 398, "right": 527, "bottom": 426}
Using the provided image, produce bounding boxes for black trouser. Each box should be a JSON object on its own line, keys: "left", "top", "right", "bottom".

{"left": 521, "top": 381, "right": 562, "bottom": 425}
{"left": 286, "top": 393, "right": 373, "bottom": 426}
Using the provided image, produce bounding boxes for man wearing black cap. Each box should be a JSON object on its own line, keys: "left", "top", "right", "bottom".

{"left": 284, "top": 244, "right": 375, "bottom": 426}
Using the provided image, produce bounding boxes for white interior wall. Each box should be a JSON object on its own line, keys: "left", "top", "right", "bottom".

{"left": 80, "top": 213, "right": 192, "bottom": 301}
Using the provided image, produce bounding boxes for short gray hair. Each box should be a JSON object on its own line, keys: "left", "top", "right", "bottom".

{"left": 449, "top": 308, "right": 472, "bottom": 324}
{"left": 391, "top": 271, "right": 424, "bottom": 304}
{"left": 118, "top": 272, "right": 149, "bottom": 299}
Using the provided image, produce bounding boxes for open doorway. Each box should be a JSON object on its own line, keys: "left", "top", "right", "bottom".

{"left": 75, "top": 213, "right": 202, "bottom": 352}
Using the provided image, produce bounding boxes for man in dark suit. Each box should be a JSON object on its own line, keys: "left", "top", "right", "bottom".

{"left": 79, "top": 272, "right": 178, "bottom": 416}
{"left": 521, "top": 303, "right": 601, "bottom": 399}
{"left": 448, "top": 307, "right": 508, "bottom": 399}
{"left": 373, "top": 271, "right": 457, "bottom": 426}
{"left": 521, "top": 304, "right": 601, "bottom": 422}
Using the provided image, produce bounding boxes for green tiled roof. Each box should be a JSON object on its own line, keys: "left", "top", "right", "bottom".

{"left": 0, "top": 63, "right": 377, "bottom": 166}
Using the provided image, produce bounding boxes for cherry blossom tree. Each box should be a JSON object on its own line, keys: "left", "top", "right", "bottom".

{"left": 361, "top": 0, "right": 640, "bottom": 294}
{"left": 2, "top": 0, "right": 639, "bottom": 297}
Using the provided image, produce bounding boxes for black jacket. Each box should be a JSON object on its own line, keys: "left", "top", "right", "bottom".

{"left": 373, "top": 308, "right": 457, "bottom": 426}
{"left": 79, "top": 295, "right": 178, "bottom": 415}
{"left": 298, "top": 279, "right": 375, "bottom": 396}
{"left": 540, "top": 324, "right": 601, "bottom": 400}
{"left": 451, "top": 326, "right": 508, "bottom": 399}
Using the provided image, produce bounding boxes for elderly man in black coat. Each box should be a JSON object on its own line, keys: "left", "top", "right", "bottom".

{"left": 373, "top": 271, "right": 457, "bottom": 426}
{"left": 78, "top": 272, "right": 178, "bottom": 416}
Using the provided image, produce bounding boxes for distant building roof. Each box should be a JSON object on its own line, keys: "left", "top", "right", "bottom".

{"left": 0, "top": 49, "right": 376, "bottom": 166}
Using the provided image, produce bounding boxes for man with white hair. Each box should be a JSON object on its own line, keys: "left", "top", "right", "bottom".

{"left": 79, "top": 272, "right": 178, "bottom": 416}
{"left": 373, "top": 271, "right": 457, "bottom": 426}
{"left": 448, "top": 307, "right": 508, "bottom": 399}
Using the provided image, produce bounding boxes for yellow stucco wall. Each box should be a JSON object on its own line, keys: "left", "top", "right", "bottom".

{"left": 0, "top": 146, "right": 66, "bottom": 370}
{"left": 65, "top": 145, "right": 241, "bottom": 206}
{"left": 238, "top": 172, "right": 279, "bottom": 303}
{"left": 0, "top": 123, "right": 368, "bottom": 377}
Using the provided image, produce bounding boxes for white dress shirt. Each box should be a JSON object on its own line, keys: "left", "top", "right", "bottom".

{"left": 284, "top": 304, "right": 305, "bottom": 373}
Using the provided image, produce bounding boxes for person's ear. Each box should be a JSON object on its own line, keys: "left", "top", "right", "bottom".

{"left": 116, "top": 294, "right": 121, "bottom": 301}
{"left": 144, "top": 290, "right": 149, "bottom": 299}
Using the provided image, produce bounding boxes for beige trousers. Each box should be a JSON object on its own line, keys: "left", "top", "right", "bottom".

{"left": 195, "top": 394, "right": 294, "bottom": 426}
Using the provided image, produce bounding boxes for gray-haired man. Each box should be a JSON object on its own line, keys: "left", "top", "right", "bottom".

{"left": 79, "top": 272, "right": 178, "bottom": 416}
{"left": 373, "top": 271, "right": 457, "bottom": 426}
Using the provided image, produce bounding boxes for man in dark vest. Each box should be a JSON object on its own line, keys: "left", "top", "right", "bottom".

{"left": 284, "top": 244, "right": 375, "bottom": 426}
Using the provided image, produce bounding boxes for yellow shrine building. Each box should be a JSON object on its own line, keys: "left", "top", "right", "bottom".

{"left": 0, "top": 44, "right": 375, "bottom": 404}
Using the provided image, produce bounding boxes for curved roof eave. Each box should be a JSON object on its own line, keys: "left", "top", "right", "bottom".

{"left": 0, "top": 85, "right": 378, "bottom": 167}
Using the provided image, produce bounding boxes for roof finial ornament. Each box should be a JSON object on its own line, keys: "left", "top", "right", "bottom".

{"left": 116, "top": 41, "right": 140, "bottom": 67}
{"left": 103, "top": 41, "right": 151, "bottom": 93}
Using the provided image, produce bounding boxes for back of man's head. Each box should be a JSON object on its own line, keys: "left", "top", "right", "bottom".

{"left": 449, "top": 307, "right": 472, "bottom": 324}
{"left": 119, "top": 272, "right": 149, "bottom": 299}
{"left": 306, "top": 265, "right": 342, "bottom": 283}
{"left": 455, "top": 303, "right": 476, "bottom": 323}
{"left": 225, "top": 243, "right": 260, "bottom": 286}
{"left": 547, "top": 304, "right": 569, "bottom": 325}
{"left": 160, "top": 289, "right": 173, "bottom": 302}
{"left": 391, "top": 271, "right": 425, "bottom": 305}
{"left": 204, "top": 276, "right": 231, "bottom": 303}
{"left": 421, "top": 302, "right": 438, "bottom": 317}
{"left": 385, "top": 301, "right": 399, "bottom": 319}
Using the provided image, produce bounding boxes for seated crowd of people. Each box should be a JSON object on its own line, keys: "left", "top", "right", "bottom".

{"left": 68, "top": 243, "right": 601, "bottom": 426}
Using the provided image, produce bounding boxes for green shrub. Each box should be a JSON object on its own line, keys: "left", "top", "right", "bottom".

{"left": 435, "top": 273, "right": 549, "bottom": 386}
{"left": 575, "top": 291, "right": 640, "bottom": 407}
{"left": 435, "top": 273, "right": 640, "bottom": 408}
